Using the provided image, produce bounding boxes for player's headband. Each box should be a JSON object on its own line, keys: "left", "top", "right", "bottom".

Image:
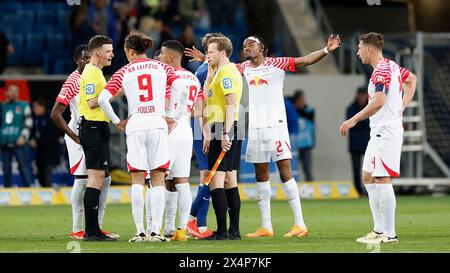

{"left": 244, "top": 36, "right": 262, "bottom": 46}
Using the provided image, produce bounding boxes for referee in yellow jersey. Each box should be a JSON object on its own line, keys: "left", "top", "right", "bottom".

{"left": 202, "top": 36, "right": 243, "bottom": 240}
{"left": 79, "top": 35, "right": 119, "bottom": 241}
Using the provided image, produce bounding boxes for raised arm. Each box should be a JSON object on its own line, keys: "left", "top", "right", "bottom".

{"left": 294, "top": 34, "right": 341, "bottom": 68}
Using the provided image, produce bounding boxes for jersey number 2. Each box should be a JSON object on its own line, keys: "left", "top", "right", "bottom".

{"left": 138, "top": 74, "right": 153, "bottom": 102}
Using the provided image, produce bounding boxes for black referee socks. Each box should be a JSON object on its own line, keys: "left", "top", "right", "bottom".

{"left": 225, "top": 187, "right": 241, "bottom": 234}
{"left": 84, "top": 187, "right": 102, "bottom": 237}
{"left": 211, "top": 188, "right": 228, "bottom": 235}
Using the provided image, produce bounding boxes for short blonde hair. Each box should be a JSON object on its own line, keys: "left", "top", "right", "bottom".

{"left": 208, "top": 37, "right": 233, "bottom": 58}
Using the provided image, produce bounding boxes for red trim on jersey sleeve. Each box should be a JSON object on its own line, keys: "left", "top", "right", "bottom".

{"left": 104, "top": 67, "right": 126, "bottom": 96}
{"left": 235, "top": 62, "right": 244, "bottom": 75}
{"left": 56, "top": 71, "right": 80, "bottom": 105}
{"left": 267, "top": 57, "right": 296, "bottom": 72}
{"left": 160, "top": 62, "right": 180, "bottom": 87}
{"left": 165, "top": 85, "right": 171, "bottom": 100}
{"left": 371, "top": 61, "right": 392, "bottom": 89}
{"left": 399, "top": 67, "right": 410, "bottom": 83}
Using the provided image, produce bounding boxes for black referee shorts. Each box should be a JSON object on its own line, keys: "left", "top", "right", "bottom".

{"left": 79, "top": 118, "right": 110, "bottom": 171}
{"left": 208, "top": 121, "right": 242, "bottom": 172}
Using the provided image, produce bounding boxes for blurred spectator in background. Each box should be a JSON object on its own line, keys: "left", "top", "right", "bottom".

{"left": 88, "top": 0, "right": 117, "bottom": 42}
{"left": 209, "top": 0, "right": 237, "bottom": 28}
{"left": 0, "top": 31, "right": 14, "bottom": 74}
{"left": 29, "top": 99, "right": 61, "bottom": 188}
{"left": 140, "top": 15, "right": 174, "bottom": 49}
{"left": 284, "top": 96, "right": 301, "bottom": 179}
{"left": 292, "top": 90, "right": 315, "bottom": 182}
{"left": 69, "top": 1, "right": 96, "bottom": 53}
{"left": 346, "top": 87, "right": 370, "bottom": 196}
{"left": 0, "top": 84, "right": 33, "bottom": 187}
{"left": 179, "top": 24, "right": 201, "bottom": 72}
{"left": 178, "top": 0, "right": 209, "bottom": 29}
{"left": 242, "top": 0, "right": 277, "bottom": 53}
{"left": 153, "top": 0, "right": 181, "bottom": 28}
{"left": 112, "top": 0, "right": 138, "bottom": 70}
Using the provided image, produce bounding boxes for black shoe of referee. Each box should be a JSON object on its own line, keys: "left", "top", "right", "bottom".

{"left": 202, "top": 231, "right": 229, "bottom": 240}
{"left": 84, "top": 233, "right": 118, "bottom": 242}
{"left": 228, "top": 230, "right": 241, "bottom": 240}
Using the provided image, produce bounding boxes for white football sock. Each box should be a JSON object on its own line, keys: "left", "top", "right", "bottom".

{"left": 98, "top": 176, "right": 111, "bottom": 229}
{"left": 71, "top": 178, "right": 87, "bottom": 232}
{"left": 365, "top": 183, "right": 383, "bottom": 233}
{"left": 164, "top": 189, "right": 178, "bottom": 232}
{"left": 145, "top": 186, "right": 152, "bottom": 234}
{"left": 131, "top": 184, "right": 145, "bottom": 235}
{"left": 282, "top": 178, "right": 306, "bottom": 228}
{"left": 377, "top": 183, "right": 397, "bottom": 238}
{"left": 150, "top": 186, "right": 165, "bottom": 234}
{"left": 175, "top": 183, "right": 192, "bottom": 230}
{"left": 257, "top": 181, "right": 273, "bottom": 231}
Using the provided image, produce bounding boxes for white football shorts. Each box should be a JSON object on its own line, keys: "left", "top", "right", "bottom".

{"left": 167, "top": 122, "right": 193, "bottom": 179}
{"left": 65, "top": 135, "right": 87, "bottom": 176}
{"left": 363, "top": 125, "right": 403, "bottom": 177}
{"left": 126, "top": 128, "right": 170, "bottom": 172}
{"left": 246, "top": 125, "right": 292, "bottom": 163}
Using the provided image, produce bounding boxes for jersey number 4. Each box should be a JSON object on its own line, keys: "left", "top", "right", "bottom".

{"left": 138, "top": 74, "right": 153, "bottom": 102}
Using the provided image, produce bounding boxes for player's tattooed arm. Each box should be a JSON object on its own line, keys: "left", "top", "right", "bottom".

{"left": 294, "top": 34, "right": 341, "bottom": 68}
{"left": 402, "top": 72, "right": 417, "bottom": 111}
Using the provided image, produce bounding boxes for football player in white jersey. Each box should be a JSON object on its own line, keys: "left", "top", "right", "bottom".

{"left": 238, "top": 34, "right": 341, "bottom": 238}
{"left": 50, "top": 44, "right": 119, "bottom": 240}
{"left": 340, "top": 32, "right": 416, "bottom": 244}
{"left": 98, "top": 32, "right": 185, "bottom": 242}
{"left": 184, "top": 33, "right": 341, "bottom": 238}
{"left": 157, "top": 40, "right": 204, "bottom": 241}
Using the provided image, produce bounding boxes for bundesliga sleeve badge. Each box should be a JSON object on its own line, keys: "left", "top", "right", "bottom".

{"left": 86, "top": 84, "right": 95, "bottom": 95}
{"left": 222, "top": 78, "right": 232, "bottom": 89}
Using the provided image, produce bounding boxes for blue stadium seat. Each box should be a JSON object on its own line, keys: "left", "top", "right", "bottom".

{"left": 24, "top": 34, "right": 44, "bottom": 65}
{"left": 7, "top": 34, "right": 24, "bottom": 65}
{"left": 46, "top": 33, "right": 65, "bottom": 51}
{"left": 1, "top": 14, "right": 16, "bottom": 32}
{"left": 54, "top": 58, "right": 74, "bottom": 75}
{"left": 1, "top": 2, "right": 22, "bottom": 14}
{"left": 14, "top": 10, "right": 35, "bottom": 34}
{"left": 36, "top": 10, "right": 56, "bottom": 28}
{"left": 44, "top": 50, "right": 70, "bottom": 74}
{"left": 55, "top": 11, "right": 69, "bottom": 32}
{"left": 22, "top": 2, "right": 44, "bottom": 12}
{"left": 46, "top": 2, "right": 67, "bottom": 13}
{"left": 34, "top": 25, "right": 55, "bottom": 34}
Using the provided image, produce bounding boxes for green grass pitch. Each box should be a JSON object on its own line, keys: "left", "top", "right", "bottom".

{"left": 1, "top": 196, "right": 449, "bottom": 253}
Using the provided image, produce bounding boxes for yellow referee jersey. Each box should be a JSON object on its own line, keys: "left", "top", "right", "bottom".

{"left": 79, "top": 63, "right": 109, "bottom": 122}
{"left": 206, "top": 63, "right": 243, "bottom": 124}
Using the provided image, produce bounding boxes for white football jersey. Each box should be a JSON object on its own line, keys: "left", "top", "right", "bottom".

{"left": 170, "top": 67, "right": 204, "bottom": 125}
{"left": 368, "top": 58, "right": 410, "bottom": 129}
{"left": 237, "top": 57, "right": 296, "bottom": 129}
{"left": 104, "top": 58, "right": 180, "bottom": 135}
{"left": 56, "top": 70, "right": 81, "bottom": 135}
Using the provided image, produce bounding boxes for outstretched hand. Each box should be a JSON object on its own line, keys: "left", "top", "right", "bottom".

{"left": 327, "top": 34, "right": 341, "bottom": 52}
{"left": 184, "top": 46, "right": 206, "bottom": 62}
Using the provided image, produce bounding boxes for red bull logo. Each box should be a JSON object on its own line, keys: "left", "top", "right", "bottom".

{"left": 248, "top": 77, "right": 269, "bottom": 86}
